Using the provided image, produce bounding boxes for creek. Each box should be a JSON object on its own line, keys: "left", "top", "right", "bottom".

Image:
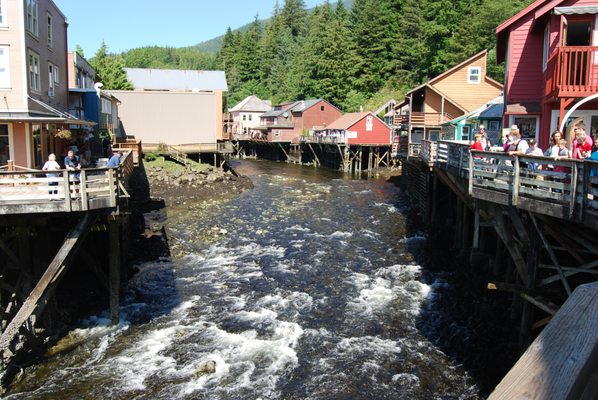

{"left": 7, "top": 160, "right": 479, "bottom": 399}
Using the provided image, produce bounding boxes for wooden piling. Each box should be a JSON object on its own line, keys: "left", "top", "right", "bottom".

{"left": 109, "top": 217, "right": 120, "bottom": 325}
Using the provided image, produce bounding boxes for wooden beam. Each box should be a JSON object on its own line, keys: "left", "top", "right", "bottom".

{"left": 0, "top": 214, "right": 93, "bottom": 359}
{"left": 530, "top": 213, "right": 572, "bottom": 296}
{"left": 490, "top": 282, "right": 598, "bottom": 400}
{"left": 519, "top": 293, "right": 558, "bottom": 316}
{"left": 0, "top": 237, "right": 19, "bottom": 264}
{"left": 109, "top": 218, "right": 121, "bottom": 325}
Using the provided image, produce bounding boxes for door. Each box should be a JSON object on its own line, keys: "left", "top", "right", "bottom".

{"left": 0, "top": 124, "right": 9, "bottom": 165}
{"left": 564, "top": 18, "right": 593, "bottom": 87}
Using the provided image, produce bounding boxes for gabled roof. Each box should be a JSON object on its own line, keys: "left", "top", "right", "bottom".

{"left": 327, "top": 112, "right": 388, "bottom": 130}
{"left": 124, "top": 68, "right": 228, "bottom": 91}
{"left": 428, "top": 50, "right": 493, "bottom": 87}
{"left": 261, "top": 101, "right": 300, "bottom": 118}
{"left": 229, "top": 95, "right": 272, "bottom": 112}
{"left": 444, "top": 96, "right": 504, "bottom": 125}
{"left": 374, "top": 99, "right": 397, "bottom": 115}
{"left": 495, "top": 0, "right": 566, "bottom": 63}
{"left": 406, "top": 83, "right": 469, "bottom": 113}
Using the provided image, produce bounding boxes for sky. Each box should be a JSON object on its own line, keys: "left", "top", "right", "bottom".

{"left": 54, "top": 0, "right": 328, "bottom": 56}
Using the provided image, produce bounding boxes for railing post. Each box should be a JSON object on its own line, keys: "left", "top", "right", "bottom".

{"left": 63, "top": 171, "right": 72, "bottom": 212}
{"left": 569, "top": 161, "right": 578, "bottom": 219}
{"left": 468, "top": 152, "right": 474, "bottom": 196}
{"left": 80, "top": 170, "right": 88, "bottom": 211}
{"left": 512, "top": 156, "right": 520, "bottom": 206}
{"left": 108, "top": 169, "right": 116, "bottom": 207}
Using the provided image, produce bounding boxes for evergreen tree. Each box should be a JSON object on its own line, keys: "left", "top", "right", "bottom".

{"left": 280, "top": 0, "right": 308, "bottom": 40}
{"left": 90, "top": 42, "right": 133, "bottom": 90}
{"left": 75, "top": 44, "right": 85, "bottom": 58}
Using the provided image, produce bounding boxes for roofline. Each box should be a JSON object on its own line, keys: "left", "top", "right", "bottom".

{"left": 329, "top": 112, "right": 390, "bottom": 130}
{"left": 485, "top": 75, "right": 504, "bottom": 90}
{"left": 294, "top": 99, "right": 343, "bottom": 114}
{"left": 495, "top": 0, "right": 561, "bottom": 35}
{"left": 406, "top": 84, "right": 469, "bottom": 113}
{"left": 428, "top": 49, "right": 489, "bottom": 86}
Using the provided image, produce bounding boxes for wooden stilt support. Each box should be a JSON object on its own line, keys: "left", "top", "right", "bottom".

{"left": 109, "top": 216, "right": 121, "bottom": 325}
{"left": 0, "top": 214, "right": 93, "bottom": 359}
{"left": 308, "top": 144, "right": 320, "bottom": 167}
{"left": 520, "top": 223, "right": 540, "bottom": 349}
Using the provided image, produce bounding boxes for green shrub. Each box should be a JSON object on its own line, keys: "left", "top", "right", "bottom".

{"left": 145, "top": 152, "right": 158, "bottom": 161}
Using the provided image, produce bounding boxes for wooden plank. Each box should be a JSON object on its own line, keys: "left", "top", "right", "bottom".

{"left": 472, "top": 187, "right": 511, "bottom": 205}
{"left": 489, "top": 282, "right": 598, "bottom": 400}
{"left": 517, "top": 197, "right": 569, "bottom": 219}
{"left": 0, "top": 214, "right": 93, "bottom": 358}
{"left": 520, "top": 293, "right": 558, "bottom": 315}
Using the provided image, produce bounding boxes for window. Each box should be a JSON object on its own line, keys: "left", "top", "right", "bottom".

{"left": 53, "top": 65, "right": 59, "bottom": 84}
{"left": 0, "top": 0, "right": 7, "bottom": 27}
{"left": 26, "top": 0, "right": 38, "bottom": 36}
{"left": 242, "top": 114, "right": 246, "bottom": 121}
{"left": 320, "top": 105, "right": 324, "bottom": 111}
{"left": 47, "top": 13, "right": 53, "bottom": 47}
{"left": 28, "top": 51, "right": 40, "bottom": 91}
{"left": 48, "top": 63, "right": 54, "bottom": 96}
{"left": 467, "top": 66, "right": 481, "bottom": 84}
{"left": 0, "top": 124, "right": 9, "bottom": 165}
{"left": 248, "top": 114, "right": 252, "bottom": 121}
{"left": 513, "top": 116, "right": 538, "bottom": 141}
{"left": 461, "top": 126, "right": 471, "bottom": 141}
{"left": 0, "top": 46, "right": 9, "bottom": 88}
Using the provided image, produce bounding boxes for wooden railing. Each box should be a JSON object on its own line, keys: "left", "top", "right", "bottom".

{"left": 408, "top": 143, "right": 422, "bottom": 157}
{"left": 0, "top": 153, "right": 133, "bottom": 215}
{"left": 402, "top": 112, "right": 455, "bottom": 126}
{"left": 413, "top": 139, "right": 598, "bottom": 226}
{"left": 113, "top": 138, "right": 142, "bottom": 165}
{"left": 545, "top": 46, "right": 598, "bottom": 99}
{"left": 420, "top": 140, "right": 438, "bottom": 167}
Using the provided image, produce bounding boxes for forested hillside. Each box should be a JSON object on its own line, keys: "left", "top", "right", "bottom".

{"left": 96, "top": 0, "right": 533, "bottom": 111}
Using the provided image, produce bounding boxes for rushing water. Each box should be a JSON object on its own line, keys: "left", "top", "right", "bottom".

{"left": 7, "top": 160, "right": 479, "bottom": 399}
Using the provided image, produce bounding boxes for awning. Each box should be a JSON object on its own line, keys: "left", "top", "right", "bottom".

{"left": 554, "top": 6, "right": 598, "bottom": 15}
{"left": 27, "top": 96, "right": 97, "bottom": 126}
{"left": 0, "top": 112, "right": 67, "bottom": 123}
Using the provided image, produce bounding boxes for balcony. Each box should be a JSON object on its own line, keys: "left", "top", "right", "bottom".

{"left": 394, "top": 112, "right": 454, "bottom": 127}
{"left": 545, "top": 46, "right": 598, "bottom": 99}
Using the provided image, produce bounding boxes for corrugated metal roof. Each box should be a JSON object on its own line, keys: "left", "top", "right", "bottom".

{"left": 479, "top": 103, "right": 504, "bottom": 119}
{"left": 261, "top": 102, "right": 300, "bottom": 118}
{"left": 290, "top": 99, "right": 321, "bottom": 112}
{"left": 125, "top": 68, "right": 228, "bottom": 91}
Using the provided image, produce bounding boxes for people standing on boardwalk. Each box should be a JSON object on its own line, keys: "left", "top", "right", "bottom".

{"left": 525, "top": 139, "right": 543, "bottom": 170}
{"left": 42, "top": 153, "right": 61, "bottom": 195}
{"left": 64, "top": 150, "right": 80, "bottom": 171}
{"left": 478, "top": 125, "right": 491, "bottom": 150}
{"left": 506, "top": 127, "right": 529, "bottom": 156}
{"left": 572, "top": 127, "right": 592, "bottom": 159}
{"left": 107, "top": 151, "right": 123, "bottom": 168}
{"left": 545, "top": 131, "right": 562, "bottom": 158}
{"left": 469, "top": 133, "right": 484, "bottom": 151}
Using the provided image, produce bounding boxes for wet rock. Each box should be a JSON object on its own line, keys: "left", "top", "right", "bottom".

{"left": 193, "top": 360, "right": 216, "bottom": 378}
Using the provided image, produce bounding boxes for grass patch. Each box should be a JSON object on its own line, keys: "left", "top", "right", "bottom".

{"left": 144, "top": 156, "right": 212, "bottom": 173}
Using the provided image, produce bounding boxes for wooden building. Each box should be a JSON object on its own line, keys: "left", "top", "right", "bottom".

{"left": 258, "top": 99, "right": 342, "bottom": 143}
{"left": 441, "top": 96, "right": 504, "bottom": 142}
{"left": 0, "top": 0, "right": 93, "bottom": 169}
{"left": 228, "top": 95, "right": 271, "bottom": 139}
{"left": 496, "top": 0, "right": 598, "bottom": 148}
{"left": 313, "top": 112, "right": 391, "bottom": 145}
{"left": 395, "top": 50, "right": 503, "bottom": 156}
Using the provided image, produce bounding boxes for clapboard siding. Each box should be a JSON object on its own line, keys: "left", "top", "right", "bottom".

{"left": 431, "top": 52, "right": 503, "bottom": 112}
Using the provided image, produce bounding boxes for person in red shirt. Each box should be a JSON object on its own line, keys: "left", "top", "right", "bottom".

{"left": 572, "top": 129, "right": 592, "bottom": 159}
{"left": 470, "top": 133, "right": 483, "bottom": 151}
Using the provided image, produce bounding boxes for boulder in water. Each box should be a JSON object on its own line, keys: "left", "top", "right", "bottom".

{"left": 193, "top": 360, "right": 216, "bottom": 378}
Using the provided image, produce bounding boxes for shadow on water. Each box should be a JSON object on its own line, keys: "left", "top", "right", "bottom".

{"left": 389, "top": 174, "right": 520, "bottom": 396}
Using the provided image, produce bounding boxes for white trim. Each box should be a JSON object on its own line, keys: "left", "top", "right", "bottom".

{"left": 467, "top": 66, "right": 481, "bottom": 84}
{"left": 542, "top": 23, "right": 550, "bottom": 72}
{"left": 27, "top": 50, "right": 41, "bottom": 92}
{"left": 551, "top": 107, "right": 598, "bottom": 142}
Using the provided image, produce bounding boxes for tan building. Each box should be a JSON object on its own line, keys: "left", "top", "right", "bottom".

{"left": 395, "top": 50, "right": 503, "bottom": 154}
{"left": 113, "top": 68, "right": 228, "bottom": 149}
{"left": 0, "top": 0, "right": 90, "bottom": 168}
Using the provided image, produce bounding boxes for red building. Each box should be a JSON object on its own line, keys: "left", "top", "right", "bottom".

{"left": 258, "top": 99, "right": 342, "bottom": 143}
{"left": 496, "top": 0, "right": 598, "bottom": 148}
{"left": 323, "top": 112, "right": 391, "bottom": 145}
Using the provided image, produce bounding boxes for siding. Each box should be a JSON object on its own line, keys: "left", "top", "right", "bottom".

{"left": 347, "top": 115, "right": 391, "bottom": 145}
{"left": 112, "top": 91, "right": 218, "bottom": 146}
{"left": 431, "top": 53, "right": 503, "bottom": 112}
{"left": 507, "top": 17, "right": 545, "bottom": 103}
{"left": 300, "top": 100, "right": 343, "bottom": 134}
{"left": 423, "top": 89, "right": 464, "bottom": 120}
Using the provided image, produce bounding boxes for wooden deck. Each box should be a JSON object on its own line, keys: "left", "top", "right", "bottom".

{"left": 0, "top": 151, "right": 133, "bottom": 215}
{"left": 420, "top": 140, "right": 598, "bottom": 229}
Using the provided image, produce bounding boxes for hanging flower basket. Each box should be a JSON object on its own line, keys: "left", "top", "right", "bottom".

{"left": 56, "top": 129, "right": 73, "bottom": 140}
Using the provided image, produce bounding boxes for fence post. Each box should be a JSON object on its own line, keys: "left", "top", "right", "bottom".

{"left": 569, "top": 161, "right": 578, "bottom": 219}
{"left": 108, "top": 169, "right": 116, "bottom": 208}
{"left": 512, "top": 156, "right": 520, "bottom": 206}
{"left": 468, "top": 151, "right": 474, "bottom": 196}
{"left": 80, "top": 170, "right": 88, "bottom": 211}
{"left": 63, "top": 171, "right": 72, "bottom": 212}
